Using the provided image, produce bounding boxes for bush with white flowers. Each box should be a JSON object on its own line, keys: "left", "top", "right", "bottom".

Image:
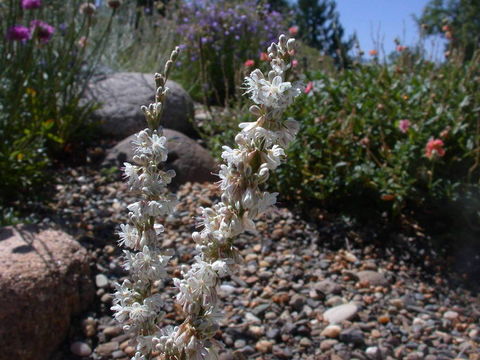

{"left": 112, "top": 34, "right": 302, "bottom": 360}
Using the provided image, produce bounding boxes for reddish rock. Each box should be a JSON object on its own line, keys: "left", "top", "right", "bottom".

{"left": 0, "top": 225, "right": 94, "bottom": 360}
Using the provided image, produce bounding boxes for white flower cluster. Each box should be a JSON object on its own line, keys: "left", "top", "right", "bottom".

{"left": 154, "top": 34, "right": 303, "bottom": 359}
{"left": 111, "top": 47, "right": 180, "bottom": 360}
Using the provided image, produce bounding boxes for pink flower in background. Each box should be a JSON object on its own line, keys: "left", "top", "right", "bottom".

{"left": 398, "top": 119, "right": 411, "bottom": 133}
{"left": 304, "top": 81, "right": 313, "bottom": 94}
{"left": 369, "top": 49, "right": 378, "bottom": 56}
{"left": 396, "top": 45, "right": 406, "bottom": 52}
{"left": 425, "top": 138, "right": 446, "bottom": 159}
{"left": 288, "top": 26, "right": 298, "bottom": 36}
{"left": 244, "top": 59, "right": 254, "bottom": 67}
{"left": 30, "top": 20, "right": 55, "bottom": 43}
{"left": 260, "top": 52, "right": 269, "bottom": 61}
{"left": 78, "top": 36, "right": 88, "bottom": 48}
{"left": 21, "top": 0, "right": 41, "bottom": 9}
{"left": 291, "top": 59, "right": 298, "bottom": 68}
{"left": 7, "top": 25, "right": 30, "bottom": 41}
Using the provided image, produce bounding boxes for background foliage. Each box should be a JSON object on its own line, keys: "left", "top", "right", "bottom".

{"left": 0, "top": 0, "right": 115, "bottom": 211}
{"left": 2, "top": 0, "right": 480, "bottom": 231}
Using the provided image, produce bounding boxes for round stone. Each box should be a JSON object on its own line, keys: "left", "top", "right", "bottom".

{"left": 443, "top": 311, "right": 459, "bottom": 321}
{"left": 95, "top": 274, "right": 109, "bottom": 288}
{"left": 255, "top": 340, "right": 273, "bottom": 353}
{"left": 70, "top": 341, "right": 92, "bottom": 357}
{"left": 321, "top": 325, "right": 341, "bottom": 338}
{"left": 323, "top": 303, "right": 358, "bottom": 324}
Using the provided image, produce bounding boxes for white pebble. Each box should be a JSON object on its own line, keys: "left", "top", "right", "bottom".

{"left": 70, "top": 341, "right": 92, "bottom": 357}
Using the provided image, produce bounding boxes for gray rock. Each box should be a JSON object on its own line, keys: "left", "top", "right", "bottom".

{"left": 244, "top": 312, "right": 261, "bottom": 324}
{"left": 314, "top": 279, "right": 342, "bottom": 295}
{"left": 96, "top": 341, "right": 119, "bottom": 357}
{"left": 289, "top": 294, "right": 306, "bottom": 310}
{"left": 339, "top": 328, "right": 365, "bottom": 345}
{"left": 355, "top": 271, "right": 389, "bottom": 286}
{"left": 0, "top": 225, "right": 93, "bottom": 360}
{"left": 443, "top": 310, "right": 459, "bottom": 320}
{"left": 103, "top": 129, "right": 217, "bottom": 187}
{"left": 86, "top": 73, "right": 195, "bottom": 138}
{"left": 323, "top": 303, "right": 358, "bottom": 324}
{"left": 234, "top": 339, "right": 246, "bottom": 349}
{"left": 70, "top": 342, "right": 92, "bottom": 357}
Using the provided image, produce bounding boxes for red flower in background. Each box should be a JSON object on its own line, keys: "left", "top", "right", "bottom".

{"left": 304, "top": 81, "right": 313, "bottom": 94}
{"left": 288, "top": 26, "right": 298, "bottom": 36}
{"left": 425, "top": 138, "right": 446, "bottom": 159}
{"left": 259, "top": 52, "right": 269, "bottom": 61}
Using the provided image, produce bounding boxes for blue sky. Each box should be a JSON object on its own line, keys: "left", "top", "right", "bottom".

{"left": 334, "top": 0, "right": 446, "bottom": 59}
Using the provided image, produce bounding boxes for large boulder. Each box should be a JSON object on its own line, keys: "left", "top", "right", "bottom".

{"left": 86, "top": 72, "right": 195, "bottom": 138}
{"left": 0, "top": 225, "right": 94, "bottom": 360}
{"left": 103, "top": 129, "right": 218, "bottom": 187}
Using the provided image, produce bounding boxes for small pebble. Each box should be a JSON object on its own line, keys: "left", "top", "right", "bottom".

{"left": 70, "top": 341, "right": 92, "bottom": 357}
{"left": 95, "top": 274, "right": 109, "bottom": 288}
{"left": 323, "top": 303, "right": 358, "bottom": 324}
{"left": 443, "top": 310, "right": 459, "bottom": 321}
{"left": 255, "top": 340, "right": 273, "bottom": 353}
{"left": 321, "top": 325, "right": 341, "bottom": 338}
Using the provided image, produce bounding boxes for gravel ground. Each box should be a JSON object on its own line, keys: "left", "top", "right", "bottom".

{"left": 42, "top": 166, "right": 479, "bottom": 360}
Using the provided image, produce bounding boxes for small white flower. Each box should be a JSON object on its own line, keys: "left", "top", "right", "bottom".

{"left": 262, "top": 145, "right": 285, "bottom": 170}
{"left": 132, "top": 352, "right": 146, "bottom": 360}
{"left": 118, "top": 223, "right": 138, "bottom": 249}
{"left": 129, "top": 302, "right": 152, "bottom": 323}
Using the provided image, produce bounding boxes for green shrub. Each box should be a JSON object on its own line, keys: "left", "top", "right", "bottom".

{"left": 201, "top": 51, "right": 480, "bottom": 219}
{"left": 101, "top": 2, "right": 177, "bottom": 73}
{"left": 0, "top": 0, "right": 116, "bottom": 206}
{"left": 174, "top": 0, "right": 289, "bottom": 105}
{"left": 271, "top": 52, "right": 480, "bottom": 217}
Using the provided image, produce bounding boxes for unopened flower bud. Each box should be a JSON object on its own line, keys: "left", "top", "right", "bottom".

{"left": 268, "top": 43, "right": 278, "bottom": 57}
{"left": 235, "top": 133, "right": 247, "bottom": 146}
{"left": 279, "top": 34, "right": 287, "bottom": 48}
{"left": 164, "top": 60, "right": 173, "bottom": 78}
{"left": 192, "top": 232, "right": 202, "bottom": 244}
{"left": 249, "top": 105, "right": 262, "bottom": 116}
{"left": 107, "top": 0, "right": 122, "bottom": 9}
{"left": 79, "top": 3, "right": 96, "bottom": 16}
{"left": 267, "top": 70, "right": 276, "bottom": 81}
{"left": 171, "top": 47, "right": 180, "bottom": 61}
{"left": 286, "top": 38, "right": 295, "bottom": 51}
{"left": 221, "top": 193, "right": 229, "bottom": 204}
{"left": 155, "top": 73, "right": 165, "bottom": 88}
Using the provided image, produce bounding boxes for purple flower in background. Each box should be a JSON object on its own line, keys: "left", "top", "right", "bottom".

{"left": 7, "top": 25, "right": 31, "bottom": 41}
{"left": 21, "top": 0, "right": 41, "bottom": 9}
{"left": 398, "top": 119, "right": 411, "bottom": 133}
{"left": 59, "top": 23, "right": 67, "bottom": 35}
{"left": 30, "top": 20, "right": 55, "bottom": 43}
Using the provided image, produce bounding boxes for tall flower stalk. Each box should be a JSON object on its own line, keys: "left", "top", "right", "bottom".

{"left": 155, "top": 34, "right": 302, "bottom": 359}
{"left": 111, "top": 47, "right": 180, "bottom": 360}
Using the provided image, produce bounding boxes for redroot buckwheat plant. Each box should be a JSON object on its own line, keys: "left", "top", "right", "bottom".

{"left": 112, "top": 34, "right": 302, "bottom": 360}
